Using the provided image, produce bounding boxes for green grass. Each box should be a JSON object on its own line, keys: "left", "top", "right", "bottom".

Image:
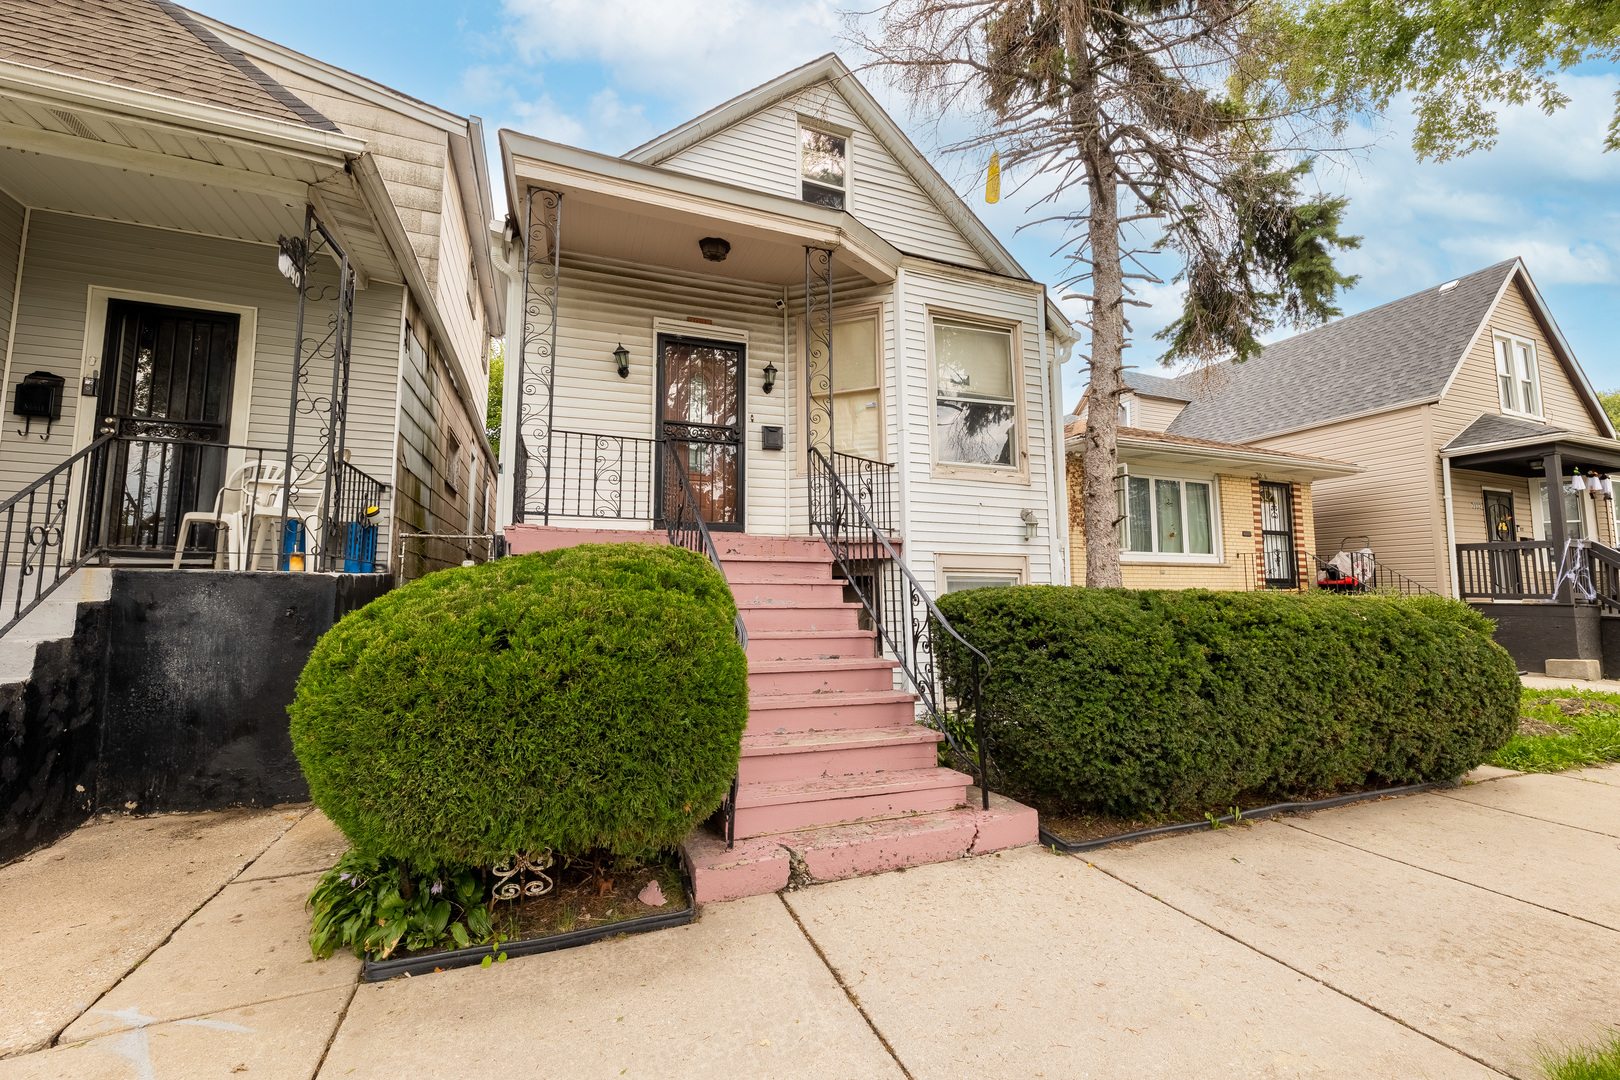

{"left": 1489, "top": 688, "right": 1620, "bottom": 773}
{"left": 1538, "top": 1031, "right": 1620, "bottom": 1080}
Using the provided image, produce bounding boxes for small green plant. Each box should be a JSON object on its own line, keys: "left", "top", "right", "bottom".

{"left": 1537, "top": 1030, "right": 1620, "bottom": 1080}
{"left": 1491, "top": 688, "right": 1620, "bottom": 773}
{"left": 307, "top": 851, "right": 494, "bottom": 960}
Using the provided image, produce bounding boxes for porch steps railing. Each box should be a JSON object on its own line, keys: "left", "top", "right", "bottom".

{"left": 1306, "top": 550, "right": 1438, "bottom": 597}
{"left": 1, "top": 434, "right": 113, "bottom": 639}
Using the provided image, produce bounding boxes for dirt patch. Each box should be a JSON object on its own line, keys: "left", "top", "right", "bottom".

{"left": 1519, "top": 716, "right": 1577, "bottom": 737}
{"left": 393, "top": 853, "right": 688, "bottom": 961}
{"left": 1524, "top": 696, "right": 1618, "bottom": 717}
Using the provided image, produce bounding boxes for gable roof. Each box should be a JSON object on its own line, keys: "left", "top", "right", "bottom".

{"left": 1062, "top": 420, "right": 1361, "bottom": 480}
{"left": 0, "top": 0, "right": 336, "bottom": 131}
{"left": 625, "top": 53, "right": 1028, "bottom": 282}
{"left": 1123, "top": 369, "right": 1193, "bottom": 402}
{"left": 1164, "top": 260, "right": 1518, "bottom": 444}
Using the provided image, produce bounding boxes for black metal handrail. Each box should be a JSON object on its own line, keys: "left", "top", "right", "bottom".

{"left": 827, "top": 450, "right": 896, "bottom": 533}
{"left": 658, "top": 439, "right": 746, "bottom": 845}
{"left": 548, "top": 430, "right": 657, "bottom": 521}
{"left": 807, "top": 447, "right": 993, "bottom": 808}
{"left": 1455, "top": 540, "right": 1556, "bottom": 600}
{"left": 1308, "top": 550, "right": 1438, "bottom": 597}
{"left": 1585, "top": 540, "right": 1620, "bottom": 614}
{"left": 1, "top": 433, "right": 113, "bottom": 638}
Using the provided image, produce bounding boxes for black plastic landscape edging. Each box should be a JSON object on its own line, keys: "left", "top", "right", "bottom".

{"left": 361, "top": 900, "right": 696, "bottom": 982}
{"left": 1038, "top": 781, "right": 1449, "bottom": 855}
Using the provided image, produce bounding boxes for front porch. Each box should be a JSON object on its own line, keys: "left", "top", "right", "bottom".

{"left": 1446, "top": 424, "right": 1620, "bottom": 675}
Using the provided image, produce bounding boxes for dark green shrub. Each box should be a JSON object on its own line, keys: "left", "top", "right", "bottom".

{"left": 934, "top": 588, "right": 1518, "bottom": 817}
{"left": 289, "top": 544, "right": 748, "bottom": 866}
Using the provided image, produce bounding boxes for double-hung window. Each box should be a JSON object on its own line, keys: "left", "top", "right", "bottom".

{"left": 1495, "top": 335, "right": 1542, "bottom": 416}
{"left": 800, "top": 125, "right": 847, "bottom": 210}
{"left": 1122, "top": 473, "right": 1215, "bottom": 557}
{"left": 934, "top": 319, "right": 1017, "bottom": 468}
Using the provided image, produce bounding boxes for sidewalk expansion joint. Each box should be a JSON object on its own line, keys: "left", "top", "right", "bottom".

{"left": 778, "top": 893, "right": 915, "bottom": 1080}
{"left": 46, "top": 806, "right": 311, "bottom": 1051}
{"left": 1281, "top": 821, "right": 1620, "bottom": 935}
{"left": 311, "top": 981, "right": 360, "bottom": 1078}
{"left": 1081, "top": 860, "right": 1517, "bottom": 1079}
{"left": 1432, "top": 790, "right": 1620, "bottom": 839}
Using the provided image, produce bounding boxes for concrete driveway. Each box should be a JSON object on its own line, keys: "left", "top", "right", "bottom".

{"left": 2, "top": 765, "right": 1616, "bottom": 1079}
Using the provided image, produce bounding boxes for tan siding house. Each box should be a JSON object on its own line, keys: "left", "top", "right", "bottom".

{"left": 1156, "top": 259, "right": 1620, "bottom": 674}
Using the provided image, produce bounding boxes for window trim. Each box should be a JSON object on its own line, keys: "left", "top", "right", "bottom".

{"left": 1118, "top": 467, "right": 1223, "bottom": 564}
{"left": 795, "top": 302, "right": 886, "bottom": 474}
{"left": 937, "top": 553, "right": 1029, "bottom": 593}
{"left": 925, "top": 306, "right": 1030, "bottom": 485}
{"left": 1494, "top": 333, "right": 1544, "bottom": 420}
{"left": 1119, "top": 394, "right": 1134, "bottom": 428}
{"left": 798, "top": 118, "right": 852, "bottom": 211}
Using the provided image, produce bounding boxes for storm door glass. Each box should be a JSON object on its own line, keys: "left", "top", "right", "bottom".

{"left": 98, "top": 300, "right": 238, "bottom": 554}
{"left": 659, "top": 337, "right": 743, "bottom": 529}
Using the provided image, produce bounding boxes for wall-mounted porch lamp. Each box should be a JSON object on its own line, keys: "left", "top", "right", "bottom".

{"left": 762, "top": 360, "right": 778, "bottom": 394}
{"left": 276, "top": 234, "right": 308, "bottom": 290}
{"left": 612, "top": 343, "right": 630, "bottom": 379}
{"left": 1021, "top": 508, "right": 1038, "bottom": 541}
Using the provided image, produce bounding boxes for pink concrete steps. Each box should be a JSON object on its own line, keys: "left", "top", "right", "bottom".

{"left": 745, "top": 629, "right": 876, "bottom": 661}
{"left": 732, "top": 766, "right": 974, "bottom": 838}
{"left": 748, "top": 656, "right": 898, "bottom": 695}
{"left": 738, "top": 726, "right": 942, "bottom": 784}
{"left": 683, "top": 789, "right": 1039, "bottom": 903}
{"left": 720, "top": 553, "right": 834, "bottom": 583}
{"left": 736, "top": 600, "right": 860, "bottom": 633}
{"left": 746, "top": 689, "right": 918, "bottom": 733}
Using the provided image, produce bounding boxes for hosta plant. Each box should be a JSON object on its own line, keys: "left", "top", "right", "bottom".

{"left": 307, "top": 850, "right": 499, "bottom": 961}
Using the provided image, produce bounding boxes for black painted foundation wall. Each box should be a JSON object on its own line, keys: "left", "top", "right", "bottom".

{"left": 1469, "top": 601, "right": 1620, "bottom": 678}
{"left": 0, "top": 571, "right": 390, "bottom": 863}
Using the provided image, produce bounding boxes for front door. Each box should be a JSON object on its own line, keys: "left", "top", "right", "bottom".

{"left": 657, "top": 335, "right": 743, "bottom": 530}
{"left": 1484, "top": 490, "right": 1522, "bottom": 595}
{"left": 1259, "top": 481, "right": 1297, "bottom": 587}
{"left": 95, "top": 300, "right": 239, "bottom": 554}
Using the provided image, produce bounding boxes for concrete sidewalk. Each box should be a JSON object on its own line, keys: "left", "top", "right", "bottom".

{"left": 3, "top": 765, "right": 1616, "bottom": 1078}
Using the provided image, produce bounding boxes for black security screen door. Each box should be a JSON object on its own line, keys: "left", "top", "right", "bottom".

{"left": 97, "top": 300, "right": 239, "bottom": 553}
{"left": 657, "top": 335, "right": 743, "bottom": 530}
{"left": 1259, "top": 481, "right": 1297, "bottom": 587}
{"left": 1484, "top": 490, "right": 1523, "bottom": 595}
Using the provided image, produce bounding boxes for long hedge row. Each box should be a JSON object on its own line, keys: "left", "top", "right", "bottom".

{"left": 933, "top": 588, "right": 1519, "bottom": 817}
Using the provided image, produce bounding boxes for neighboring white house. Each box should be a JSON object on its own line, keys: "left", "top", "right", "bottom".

{"left": 494, "top": 54, "right": 1077, "bottom": 595}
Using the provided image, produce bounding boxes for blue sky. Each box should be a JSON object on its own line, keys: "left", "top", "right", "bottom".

{"left": 189, "top": 0, "right": 1620, "bottom": 411}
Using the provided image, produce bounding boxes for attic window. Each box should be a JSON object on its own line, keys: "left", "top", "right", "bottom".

{"left": 800, "top": 126, "right": 846, "bottom": 210}
{"left": 1495, "top": 335, "right": 1542, "bottom": 417}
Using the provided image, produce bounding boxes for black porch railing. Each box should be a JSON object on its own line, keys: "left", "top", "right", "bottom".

{"left": 808, "top": 447, "right": 991, "bottom": 807}
{"left": 1456, "top": 541, "right": 1557, "bottom": 600}
{"left": 827, "top": 450, "right": 897, "bottom": 533}
{"left": 1307, "top": 550, "right": 1437, "bottom": 596}
{"left": 1, "top": 434, "right": 388, "bottom": 639}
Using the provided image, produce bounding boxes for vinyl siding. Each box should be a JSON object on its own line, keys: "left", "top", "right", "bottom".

{"left": 249, "top": 56, "right": 450, "bottom": 293}
{"left": 0, "top": 212, "right": 402, "bottom": 564}
{"left": 1256, "top": 404, "right": 1442, "bottom": 591}
{"left": 523, "top": 252, "right": 793, "bottom": 536}
{"left": 896, "top": 267, "right": 1056, "bottom": 588}
{"left": 658, "top": 81, "right": 992, "bottom": 271}
{"left": 1431, "top": 277, "right": 1605, "bottom": 443}
{"left": 1133, "top": 395, "right": 1187, "bottom": 432}
{"left": 434, "top": 159, "right": 487, "bottom": 410}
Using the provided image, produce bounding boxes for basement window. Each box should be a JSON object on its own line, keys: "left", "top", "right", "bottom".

{"left": 800, "top": 125, "right": 847, "bottom": 210}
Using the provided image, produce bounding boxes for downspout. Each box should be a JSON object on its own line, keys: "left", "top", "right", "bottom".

{"left": 1037, "top": 291, "right": 1062, "bottom": 584}
{"left": 1442, "top": 457, "right": 1460, "bottom": 599}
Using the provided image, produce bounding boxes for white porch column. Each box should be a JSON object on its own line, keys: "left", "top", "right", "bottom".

{"left": 1442, "top": 456, "right": 1460, "bottom": 599}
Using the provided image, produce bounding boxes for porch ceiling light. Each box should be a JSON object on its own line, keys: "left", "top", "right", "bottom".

{"left": 762, "top": 360, "right": 778, "bottom": 394}
{"left": 698, "top": 237, "right": 731, "bottom": 262}
{"left": 613, "top": 343, "right": 630, "bottom": 379}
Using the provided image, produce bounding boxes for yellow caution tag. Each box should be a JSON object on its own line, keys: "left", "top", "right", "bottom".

{"left": 985, "top": 151, "right": 1000, "bottom": 204}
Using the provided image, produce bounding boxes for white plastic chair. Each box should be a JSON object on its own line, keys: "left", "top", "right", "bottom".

{"left": 171, "top": 462, "right": 318, "bottom": 571}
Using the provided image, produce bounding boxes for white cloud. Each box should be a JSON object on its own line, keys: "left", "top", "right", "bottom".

{"left": 499, "top": 0, "right": 842, "bottom": 107}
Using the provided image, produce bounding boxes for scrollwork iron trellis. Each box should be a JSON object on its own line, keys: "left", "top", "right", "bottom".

{"left": 514, "top": 187, "right": 562, "bottom": 524}
{"left": 804, "top": 246, "right": 834, "bottom": 461}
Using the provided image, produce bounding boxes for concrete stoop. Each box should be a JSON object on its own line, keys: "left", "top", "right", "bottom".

{"left": 682, "top": 789, "right": 1039, "bottom": 903}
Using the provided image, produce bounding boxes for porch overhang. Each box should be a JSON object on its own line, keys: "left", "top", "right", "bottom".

{"left": 1065, "top": 427, "right": 1363, "bottom": 484}
{"left": 1442, "top": 434, "right": 1620, "bottom": 477}
{"left": 500, "top": 129, "right": 901, "bottom": 286}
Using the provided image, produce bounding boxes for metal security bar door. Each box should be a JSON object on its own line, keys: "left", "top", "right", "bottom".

{"left": 1259, "top": 481, "right": 1298, "bottom": 588}
{"left": 657, "top": 335, "right": 743, "bottom": 530}
{"left": 1484, "top": 490, "right": 1523, "bottom": 596}
{"left": 95, "top": 301, "right": 239, "bottom": 554}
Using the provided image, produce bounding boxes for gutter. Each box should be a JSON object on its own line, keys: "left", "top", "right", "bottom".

{"left": 449, "top": 123, "right": 503, "bottom": 337}
{"left": 1068, "top": 432, "right": 1363, "bottom": 479}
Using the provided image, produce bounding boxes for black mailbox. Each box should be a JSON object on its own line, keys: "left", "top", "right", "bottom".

{"left": 761, "top": 425, "right": 784, "bottom": 451}
{"left": 13, "top": 370, "right": 65, "bottom": 438}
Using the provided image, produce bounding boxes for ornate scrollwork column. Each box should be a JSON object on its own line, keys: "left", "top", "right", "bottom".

{"left": 804, "top": 246, "right": 835, "bottom": 464}
{"left": 515, "top": 187, "right": 562, "bottom": 524}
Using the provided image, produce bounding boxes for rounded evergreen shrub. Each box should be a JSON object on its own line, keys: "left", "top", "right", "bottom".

{"left": 934, "top": 587, "right": 1519, "bottom": 817}
{"left": 289, "top": 543, "right": 748, "bottom": 866}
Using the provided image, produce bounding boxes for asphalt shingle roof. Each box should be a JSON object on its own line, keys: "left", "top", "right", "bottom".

{"left": 1122, "top": 369, "right": 1193, "bottom": 402}
{"left": 1164, "top": 260, "right": 1518, "bottom": 444}
{"left": 0, "top": 0, "right": 336, "bottom": 131}
{"left": 1442, "top": 412, "right": 1568, "bottom": 452}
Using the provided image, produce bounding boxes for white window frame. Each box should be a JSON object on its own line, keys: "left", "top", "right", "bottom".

{"left": 1532, "top": 477, "right": 1596, "bottom": 542}
{"left": 937, "top": 553, "right": 1029, "bottom": 593}
{"left": 1119, "top": 394, "right": 1134, "bottom": 427}
{"left": 798, "top": 119, "right": 851, "bottom": 211}
{"left": 1494, "top": 334, "right": 1544, "bottom": 419}
{"left": 926, "top": 309, "right": 1029, "bottom": 484}
{"left": 1119, "top": 468, "right": 1222, "bottom": 564}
